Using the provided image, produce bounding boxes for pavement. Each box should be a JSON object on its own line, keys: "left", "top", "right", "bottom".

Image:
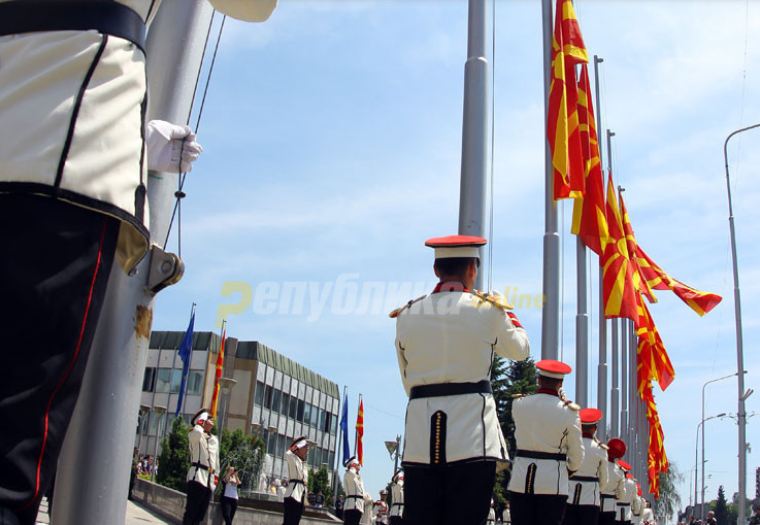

{"left": 36, "top": 496, "right": 173, "bottom": 524}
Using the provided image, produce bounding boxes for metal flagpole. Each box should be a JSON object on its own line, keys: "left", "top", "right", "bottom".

{"left": 540, "top": 0, "right": 560, "bottom": 360}
{"left": 576, "top": 237, "right": 589, "bottom": 407}
{"left": 458, "top": 0, "right": 489, "bottom": 291}
{"left": 592, "top": 56, "right": 607, "bottom": 440}
{"left": 53, "top": 3, "right": 216, "bottom": 524}
{"left": 630, "top": 323, "right": 638, "bottom": 477}
{"left": 605, "top": 129, "right": 618, "bottom": 438}
{"left": 620, "top": 316, "right": 628, "bottom": 446}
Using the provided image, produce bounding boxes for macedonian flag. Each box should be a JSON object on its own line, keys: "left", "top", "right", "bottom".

{"left": 548, "top": 0, "right": 588, "bottom": 200}
{"left": 635, "top": 245, "right": 722, "bottom": 316}
{"left": 601, "top": 175, "right": 638, "bottom": 323}
{"left": 636, "top": 293, "right": 675, "bottom": 391}
{"left": 571, "top": 64, "right": 609, "bottom": 255}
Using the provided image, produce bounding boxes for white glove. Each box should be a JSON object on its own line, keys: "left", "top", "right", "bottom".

{"left": 145, "top": 119, "right": 203, "bottom": 173}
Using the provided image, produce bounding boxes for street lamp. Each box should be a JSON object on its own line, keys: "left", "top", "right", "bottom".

{"left": 701, "top": 374, "right": 739, "bottom": 520}
{"left": 384, "top": 435, "right": 402, "bottom": 477}
{"left": 724, "top": 122, "right": 760, "bottom": 525}
{"left": 151, "top": 405, "right": 167, "bottom": 482}
{"left": 217, "top": 376, "right": 237, "bottom": 437}
{"left": 695, "top": 413, "right": 726, "bottom": 517}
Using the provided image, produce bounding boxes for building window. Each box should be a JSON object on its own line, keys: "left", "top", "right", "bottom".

{"left": 142, "top": 367, "right": 156, "bottom": 392}
{"left": 311, "top": 406, "right": 319, "bottom": 428}
{"left": 277, "top": 434, "right": 286, "bottom": 458}
{"left": 297, "top": 399, "right": 305, "bottom": 422}
{"left": 254, "top": 381, "right": 265, "bottom": 406}
{"left": 186, "top": 370, "right": 204, "bottom": 395}
{"left": 264, "top": 385, "right": 273, "bottom": 409}
{"left": 319, "top": 409, "right": 326, "bottom": 432}
{"left": 289, "top": 397, "right": 297, "bottom": 419}
{"left": 304, "top": 404, "right": 311, "bottom": 426}
{"left": 323, "top": 412, "right": 332, "bottom": 434}
{"left": 170, "top": 369, "right": 183, "bottom": 393}
{"left": 272, "top": 389, "right": 281, "bottom": 415}
{"left": 332, "top": 414, "right": 338, "bottom": 435}
{"left": 156, "top": 368, "right": 172, "bottom": 393}
{"left": 281, "top": 393, "right": 290, "bottom": 416}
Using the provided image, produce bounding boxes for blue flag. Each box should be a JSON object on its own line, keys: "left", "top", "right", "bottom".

{"left": 339, "top": 392, "right": 350, "bottom": 466}
{"left": 174, "top": 311, "right": 195, "bottom": 417}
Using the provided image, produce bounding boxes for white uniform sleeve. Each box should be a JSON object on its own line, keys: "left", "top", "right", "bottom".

{"left": 565, "top": 411, "right": 585, "bottom": 472}
{"left": 615, "top": 471, "right": 626, "bottom": 499}
{"left": 395, "top": 333, "right": 411, "bottom": 397}
{"left": 597, "top": 447, "right": 609, "bottom": 489}
{"left": 492, "top": 309, "right": 530, "bottom": 362}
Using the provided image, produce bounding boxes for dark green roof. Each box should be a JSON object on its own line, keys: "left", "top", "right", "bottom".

{"left": 149, "top": 330, "right": 221, "bottom": 351}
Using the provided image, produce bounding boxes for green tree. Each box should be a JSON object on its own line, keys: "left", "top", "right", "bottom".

{"left": 308, "top": 465, "right": 333, "bottom": 505}
{"left": 218, "top": 428, "right": 266, "bottom": 495}
{"left": 491, "top": 355, "right": 537, "bottom": 504}
{"left": 715, "top": 485, "right": 729, "bottom": 525}
{"left": 156, "top": 417, "right": 190, "bottom": 493}
{"left": 654, "top": 461, "right": 683, "bottom": 523}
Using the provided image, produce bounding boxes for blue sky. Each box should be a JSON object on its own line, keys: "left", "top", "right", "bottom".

{"left": 152, "top": 0, "right": 760, "bottom": 515}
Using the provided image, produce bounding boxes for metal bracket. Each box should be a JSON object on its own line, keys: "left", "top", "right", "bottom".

{"left": 146, "top": 244, "right": 184, "bottom": 295}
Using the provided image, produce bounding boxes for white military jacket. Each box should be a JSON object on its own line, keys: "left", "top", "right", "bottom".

{"left": 395, "top": 283, "right": 530, "bottom": 465}
{"left": 567, "top": 436, "right": 609, "bottom": 506}
{"left": 389, "top": 482, "right": 404, "bottom": 518}
{"left": 507, "top": 390, "right": 584, "bottom": 496}
{"left": 343, "top": 467, "right": 365, "bottom": 513}
{"left": 187, "top": 425, "right": 214, "bottom": 488}
{"left": 487, "top": 507, "right": 496, "bottom": 524}
{"left": 373, "top": 500, "right": 389, "bottom": 524}
{"left": 284, "top": 450, "right": 308, "bottom": 503}
{"left": 0, "top": 0, "right": 276, "bottom": 272}
{"left": 641, "top": 506, "right": 654, "bottom": 524}
{"left": 502, "top": 507, "right": 511, "bottom": 524}
{"left": 208, "top": 434, "right": 220, "bottom": 491}
{"left": 600, "top": 460, "right": 626, "bottom": 513}
{"left": 616, "top": 476, "right": 637, "bottom": 522}
{"left": 631, "top": 493, "right": 644, "bottom": 524}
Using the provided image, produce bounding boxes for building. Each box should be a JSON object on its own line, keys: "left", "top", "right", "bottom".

{"left": 136, "top": 330, "right": 341, "bottom": 487}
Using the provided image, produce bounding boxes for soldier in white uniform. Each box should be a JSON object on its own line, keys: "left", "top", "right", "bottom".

{"left": 0, "top": 2, "right": 275, "bottom": 522}
{"left": 373, "top": 490, "right": 389, "bottom": 524}
{"left": 343, "top": 456, "right": 365, "bottom": 525}
{"left": 487, "top": 499, "right": 496, "bottom": 524}
{"left": 394, "top": 234, "right": 530, "bottom": 525}
{"left": 502, "top": 501, "right": 511, "bottom": 524}
{"left": 640, "top": 500, "right": 654, "bottom": 525}
{"left": 389, "top": 470, "right": 404, "bottom": 525}
{"left": 562, "top": 408, "right": 609, "bottom": 525}
{"left": 630, "top": 486, "right": 643, "bottom": 525}
{"left": 507, "top": 359, "right": 584, "bottom": 525}
{"left": 615, "top": 461, "right": 636, "bottom": 525}
{"left": 599, "top": 438, "right": 626, "bottom": 525}
{"left": 183, "top": 409, "right": 217, "bottom": 525}
{"left": 283, "top": 436, "right": 309, "bottom": 525}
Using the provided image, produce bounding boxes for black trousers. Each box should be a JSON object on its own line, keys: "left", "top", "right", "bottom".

{"left": 390, "top": 516, "right": 403, "bottom": 525}
{"left": 508, "top": 491, "right": 567, "bottom": 525}
{"left": 283, "top": 497, "right": 304, "bottom": 525}
{"left": 344, "top": 509, "right": 363, "bottom": 525}
{"left": 221, "top": 495, "right": 238, "bottom": 525}
{"left": 562, "top": 504, "right": 599, "bottom": 525}
{"left": 0, "top": 195, "right": 119, "bottom": 525}
{"left": 598, "top": 511, "right": 615, "bottom": 525}
{"left": 183, "top": 481, "right": 212, "bottom": 525}
{"left": 404, "top": 461, "right": 496, "bottom": 525}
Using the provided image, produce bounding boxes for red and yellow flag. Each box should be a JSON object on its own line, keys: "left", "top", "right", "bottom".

{"left": 636, "top": 293, "right": 675, "bottom": 391}
{"left": 619, "top": 193, "right": 657, "bottom": 304}
{"left": 548, "top": 0, "right": 588, "bottom": 200}
{"left": 601, "top": 175, "right": 638, "bottom": 322}
{"left": 571, "top": 64, "right": 609, "bottom": 255}
{"left": 355, "top": 397, "right": 364, "bottom": 466}
{"left": 635, "top": 245, "right": 722, "bottom": 316}
{"left": 209, "top": 328, "right": 226, "bottom": 418}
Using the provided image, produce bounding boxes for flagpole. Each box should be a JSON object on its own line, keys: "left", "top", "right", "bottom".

{"left": 458, "top": 0, "right": 489, "bottom": 290}
{"left": 605, "top": 129, "right": 619, "bottom": 438}
{"left": 334, "top": 385, "right": 347, "bottom": 498}
{"left": 592, "top": 56, "right": 608, "bottom": 440}
{"left": 354, "top": 393, "right": 361, "bottom": 457}
{"left": 540, "top": 0, "right": 559, "bottom": 361}
{"left": 576, "top": 240, "right": 589, "bottom": 407}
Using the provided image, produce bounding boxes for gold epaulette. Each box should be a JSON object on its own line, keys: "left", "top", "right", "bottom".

{"left": 389, "top": 295, "right": 427, "bottom": 318}
{"left": 564, "top": 400, "right": 581, "bottom": 411}
{"left": 472, "top": 290, "right": 514, "bottom": 310}
{"left": 511, "top": 393, "right": 526, "bottom": 399}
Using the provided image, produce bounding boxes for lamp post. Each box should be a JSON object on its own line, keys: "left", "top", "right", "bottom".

{"left": 701, "top": 374, "right": 738, "bottom": 520}
{"left": 695, "top": 413, "right": 726, "bottom": 517}
{"left": 150, "top": 405, "right": 167, "bottom": 482}
{"left": 217, "top": 377, "right": 237, "bottom": 438}
{"left": 136, "top": 404, "right": 150, "bottom": 454}
{"left": 384, "top": 435, "right": 402, "bottom": 477}
{"left": 724, "top": 123, "right": 760, "bottom": 525}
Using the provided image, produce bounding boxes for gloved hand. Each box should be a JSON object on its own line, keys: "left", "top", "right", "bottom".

{"left": 145, "top": 119, "right": 203, "bottom": 173}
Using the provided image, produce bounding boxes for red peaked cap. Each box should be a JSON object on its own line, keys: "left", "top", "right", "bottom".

{"left": 607, "top": 438, "right": 626, "bottom": 459}
{"left": 425, "top": 235, "right": 486, "bottom": 260}
{"left": 638, "top": 488, "right": 643, "bottom": 496}
{"left": 579, "top": 408, "right": 603, "bottom": 424}
{"left": 618, "top": 460, "right": 633, "bottom": 471}
{"left": 536, "top": 359, "right": 572, "bottom": 379}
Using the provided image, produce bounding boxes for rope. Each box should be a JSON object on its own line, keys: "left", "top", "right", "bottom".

{"left": 487, "top": 0, "right": 496, "bottom": 293}
{"left": 164, "top": 12, "right": 228, "bottom": 253}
